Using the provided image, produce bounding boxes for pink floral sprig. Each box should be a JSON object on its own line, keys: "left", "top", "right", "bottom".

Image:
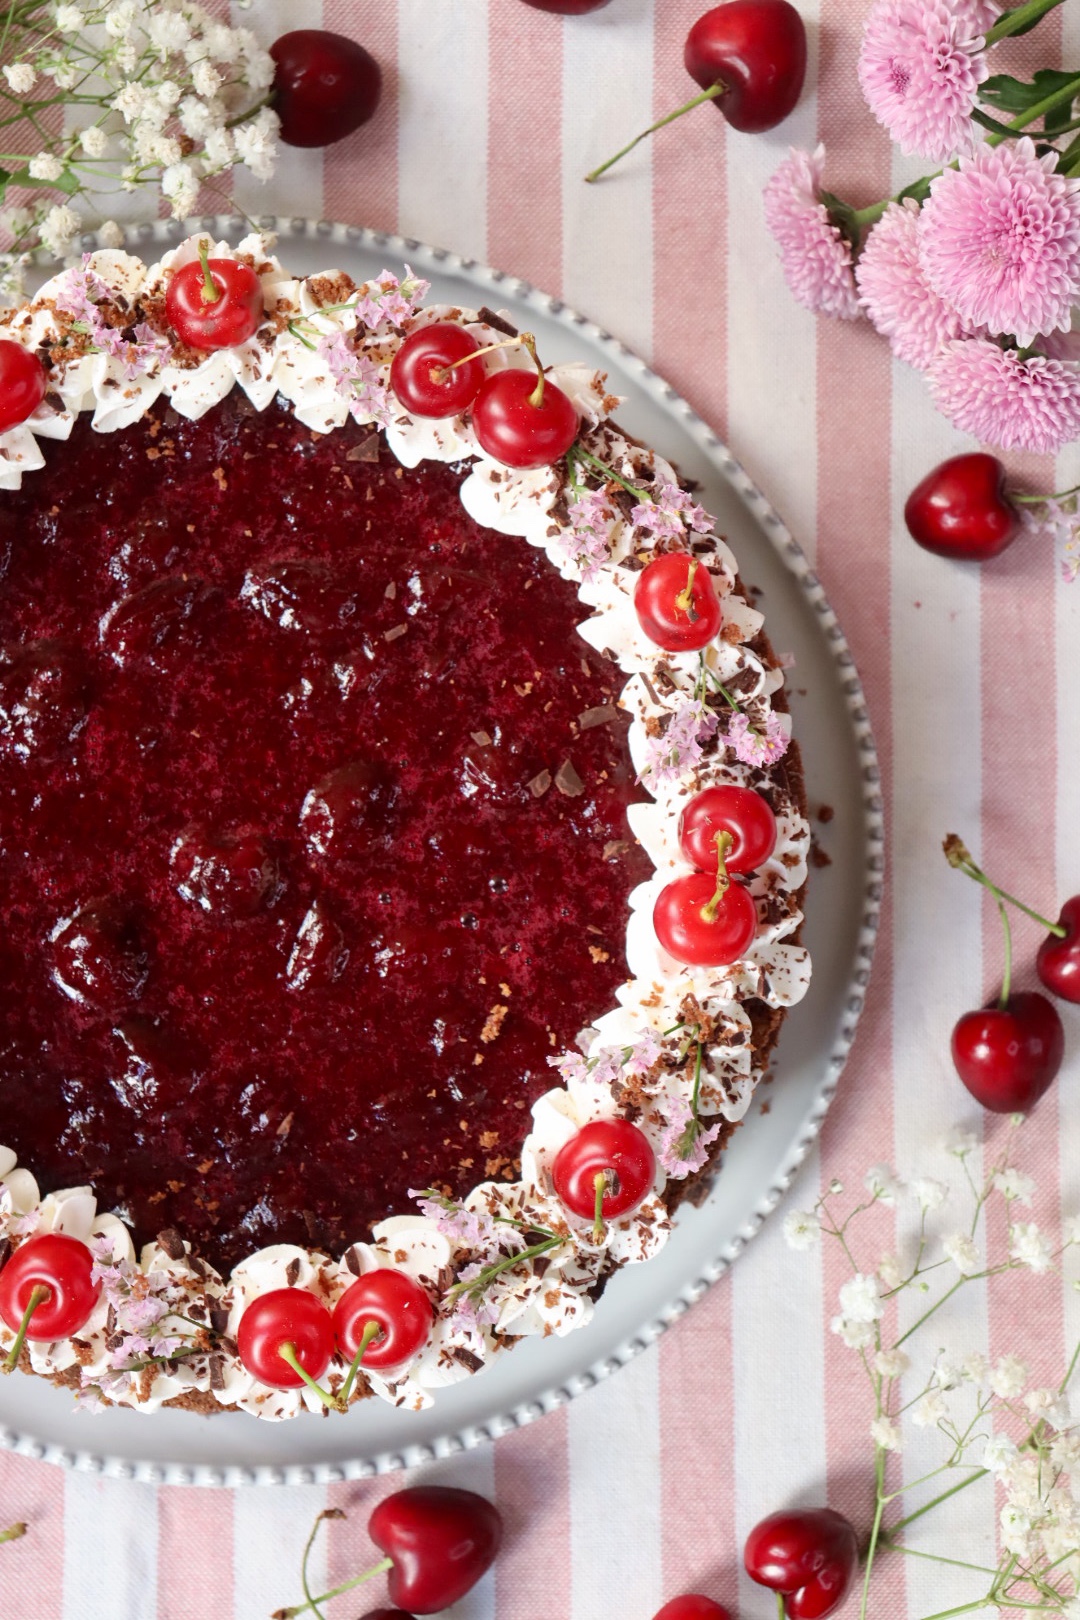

{"left": 630, "top": 480, "right": 714, "bottom": 541}
{"left": 1019, "top": 495, "right": 1080, "bottom": 583}
{"left": 563, "top": 487, "right": 617, "bottom": 580}
{"left": 352, "top": 267, "right": 431, "bottom": 330}
{"left": 317, "top": 330, "right": 392, "bottom": 427}
{"left": 55, "top": 257, "right": 171, "bottom": 380}
{"left": 727, "top": 710, "right": 790, "bottom": 768}
{"left": 638, "top": 698, "right": 719, "bottom": 786}
{"left": 659, "top": 1095, "right": 722, "bottom": 1179}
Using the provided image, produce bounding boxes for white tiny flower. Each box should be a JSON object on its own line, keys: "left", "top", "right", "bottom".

{"left": 3, "top": 63, "right": 35, "bottom": 94}
{"left": 990, "top": 1353, "right": 1030, "bottom": 1399}
{"left": 114, "top": 40, "right": 138, "bottom": 74}
{"left": 148, "top": 12, "right": 191, "bottom": 54}
{"left": 239, "top": 38, "right": 275, "bottom": 93}
{"left": 1051, "top": 1431, "right": 1080, "bottom": 1472}
{"left": 994, "top": 1168, "right": 1036, "bottom": 1205}
{"left": 97, "top": 220, "right": 124, "bottom": 249}
{"left": 202, "top": 127, "right": 233, "bottom": 171}
{"left": 155, "top": 80, "right": 183, "bottom": 112}
{"left": 783, "top": 1209, "right": 821, "bottom": 1251}
{"left": 934, "top": 1356, "right": 962, "bottom": 1391}
{"left": 962, "top": 1351, "right": 990, "bottom": 1384}
{"left": 875, "top": 1347, "right": 910, "bottom": 1380}
{"left": 28, "top": 152, "right": 64, "bottom": 182}
{"left": 112, "top": 84, "right": 154, "bottom": 124}
{"left": 943, "top": 1231, "right": 980, "bottom": 1276}
{"left": 944, "top": 1125, "right": 980, "bottom": 1157}
{"left": 54, "top": 5, "right": 85, "bottom": 31}
{"left": 79, "top": 126, "right": 108, "bottom": 159}
{"left": 865, "top": 1164, "right": 903, "bottom": 1204}
{"left": 203, "top": 22, "right": 244, "bottom": 65}
{"left": 912, "top": 1390, "right": 949, "bottom": 1427}
{"left": 911, "top": 1177, "right": 948, "bottom": 1212}
{"left": 104, "top": 1, "right": 136, "bottom": 37}
{"left": 37, "top": 203, "right": 80, "bottom": 257}
{"left": 51, "top": 61, "right": 78, "bottom": 90}
{"left": 1023, "top": 1387, "right": 1071, "bottom": 1429}
{"left": 191, "top": 59, "right": 222, "bottom": 99}
{"left": 232, "top": 106, "right": 279, "bottom": 182}
{"left": 1064, "top": 1214, "right": 1080, "bottom": 1246}
{"left": 999, "top": 1504, "right": 1033, "bottom": 1557}
{"left": 877, "top": 1253, "right": 906, "bottom": 1291}
{"left": 149, "top": 133, "right": 183, "bottom": 167}
{"left": 839, "top": 1272, "right": 885, "bottom": 1323}
{"left": 1010, "top": 1221, "right": 1054, "bottom": 1273}
{"left": 871, "top": 1416, "right": 902, "bottom": 1451}
{"left": 160, "top": 162, "right": 199, "bottom": 220}
{"left": 0, "top": 206, "right": 32, "bottom": 235}
{"left": 830, "top": 1314, "right": 877, "bottom": 1350}
{"left": 828, "top": 1178, "right": 844, "bottom": 1195}
{"left": 178, "top": 95, "right": 219, "bottom": 142}
{"left": 983, "top": 1433, "right": 1018, "bottom": 1474}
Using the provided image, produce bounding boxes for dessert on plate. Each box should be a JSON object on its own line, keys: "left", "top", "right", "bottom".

{"left": 0, "top": 232, "right": 810, "bottom": 1419}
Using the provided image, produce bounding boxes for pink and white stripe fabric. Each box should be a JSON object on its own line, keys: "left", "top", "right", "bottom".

{"left": 2, "top": 2, "right": 1079, "bottom": 1615}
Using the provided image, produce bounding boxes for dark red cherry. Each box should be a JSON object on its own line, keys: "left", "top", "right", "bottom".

{"left": 745, "top": 1508, "right": 858, "bottom": 1619}
{"left": 634, "top": 554, "right": 723, "bottom": 651}
{"left": 552, "top": 1119, "right": 656, "bottom": 1222}
{"left": 686, "top": 1, "right": 807, "bottom": 133}
{"left": 951, "top": 992, "right": 1065, "bottom": 1113}
{"left": 678, "top": 784, "right": 777, "bottom": 873}
{"left": 270, "top": 30, "right": 382, "bottom": 148}
{"left": 0, "top": 339, "right": 46, "bottom": 432}
{"left": 654, "top": 1600, "right": 732, "bottom": 1620}
{"left": 369, "top": 1487, "right": 503, "bottom": 1615}
{"left": 0, "top": 1234, "right": 100, "bottom": 1342}
{"left": 390, "top": 324, "right": 486, "bottom": 418}
{"left": 904, "top": 453, "right": 1020, "bottom": 561}
{"left": 654, "top": 871, "right": 757, "bottom": 966}
{"left": 236, "top": 1288, "right": 335, "bottom": 1390}
{"left": 1037, "top": 897, "right": 1080, "bottom": 1004}
{"left": 166, "top": 254, "right": 263, "bottom": 351}
{"left": 471, "top": 368, "right": 579, "bottom": 469}
{"left": 522, "top": 0, "right": 613, "bottom": 10}
{"left": 333, "top": 1269, "right": 433, "bottom": 1372}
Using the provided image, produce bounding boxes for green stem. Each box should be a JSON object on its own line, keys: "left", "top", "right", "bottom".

{"left": 446, "top": 1235, "right": 566, "bottom": 1301}
{"left": 915, "top": 1602, "right": 1006, "bottom": 1620}
{"left": 888, "top": 1469, "right": 988, "bottom": 1536}
{"left": 570, "top": 443, "right": 648, "bottom": 502}
{"left": 2, "top": 1284, "right": 49, "bottom": 1374}
{"left": 1013, "top": 480, "right": 1080, "bottom": 505}
{"left": 279, "top": 1556, "right": 395, "bottom": 1619}
{"left": 592, "top": 1170, "right": 607, "bottom": 1244}
{"left": 997, "top": 897, "right": 1013, "bottom": 1010}
{"left": 775, "top": 1592, "right": 786, "bottom": 1620}
{"left": 944, "top": 839, "right": 1065, "bottom": 937}
{"left": 879, "top": 1542, "right": 1002, "bottom": 1578}
{"left": 0, "top": 1523, "right": 25, "bottom": 1544}
{"left": 338, "top": 1318, "right": 381, "bottom": 1406}
{"left": 585, "top": 82, "right": 727, "bottom": 183}
{"left": 984, "top": 0, "right": 1063, "bottom": 44}
{"left": 859, "top": 1448, "right": 888, "bottom": 1620}
{"left": 699, "top": 831, "right": 733, "bottom": 923}
{"left": 276, "top": 1343, "right": 342, "bottom": 1413}
{"left": 196, "top": 237, "right": 220, "bottom": 306}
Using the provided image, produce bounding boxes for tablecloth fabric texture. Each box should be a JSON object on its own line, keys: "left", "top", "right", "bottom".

{"left": 1, "top": 1, "right": 1078, "bottom": 1616}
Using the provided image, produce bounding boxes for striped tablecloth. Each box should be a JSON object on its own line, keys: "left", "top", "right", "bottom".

{"left": 3, "top": 2, "right": 1079, "bottom": 1616}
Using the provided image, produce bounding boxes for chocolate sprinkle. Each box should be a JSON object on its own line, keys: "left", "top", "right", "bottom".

{"left": 156, "top": 1227, "right": 185, "bottom": 1261}
{"left": 344, "top": 1245, "right": 362, "bottom": 1277}
{"left": 0, "top": 1238, "right": 9, "bottom": 1274}
{"left": 528, "top": 768, "right": 552, "bottom": 798}
{"left": 345, "top": 432, "right": 381, "bottom": 463}
{"left": 208, "top": 1353, "right": 225, "bottom": 1391}
{"left": 577, "top": 704, "right": 618, "bottom": 731}
{"left": 476, "top": 306, "right": 518, "bottom": 338}
{"left": 208, "top": 1305, "right": 230, "bottom": 1335}
{"left": 555, "top": 758, "right": 584, "bottom": 797}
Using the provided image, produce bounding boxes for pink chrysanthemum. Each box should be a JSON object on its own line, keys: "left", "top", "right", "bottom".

{"left": 763, "top": 146, "right": 861, "bottom": 321}
{"left": 927, "top": 338, "right": 1080, "bottom": 454}
{"left": 919, "top": 138, "right": 1080, "bottom": 347}
{"left": 857, "top": 0, "right": 989, "bottom": 163}
{"left": 856, "top": 199, "right": 970, "bottom": 367}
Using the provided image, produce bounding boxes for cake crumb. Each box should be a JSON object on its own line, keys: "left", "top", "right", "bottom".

{"left": 589, "top": 945, "right": 610, "bottom": 963}
{"left": 480, "top": 1004, "right": 508, "bottom": 1043}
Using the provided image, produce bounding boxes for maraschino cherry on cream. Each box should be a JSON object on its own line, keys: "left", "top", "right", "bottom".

{"left": 654, "top": 827, "right": 758, "bottom": 967}
{"left": 634, "top": 553, "right": 723, "bottom": 652}
{"left": 470, "top": 331, "right": 579, "bottom": 468}
{"left": 0, "top": 339, "right": 46, "bottom": 434}
{"left": 332, "top": 1268, "right": 434, "bottom": 1374}
{"left": 165, "top": 238, "right": 264, "bottom": 352}
{"left": 678, "top": 783, "right": 777, "bottom": 873}
{"left": 552, "top": 1118, "right": 656, "bottom": 1240}
{"left": 389, "top": 322, "right": 488, "bottom": 418}
{"left": 236, "top": 1287, "right": 336, "bottom": 1400}
{"left": 0, "top": 1233, "right": 101, "bottom": 1373}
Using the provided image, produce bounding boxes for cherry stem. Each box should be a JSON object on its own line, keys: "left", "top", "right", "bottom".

{"left": 775, "top": 1593, "right": 787, "bottom": 1620}
{"left": 196, "top": 238, "right": 220, "bottom": 307}
{"left": 592, "top": 1169, "right": 609, "bottom": 1243}
{"left": 279, "top": 1556, "right": 395, "bottom": 1619}
{"left": 276, "top": 1342, "right": 342, "bottom": 1413}
{"left": 585, "top": 81, "right": 728, "bottom": 183}
{"left": 1012, "top": 481, "right": 1080, "bottom": 505}
{"left": 338, "top": 1318, "right": 381, "bottom": 1405}
{"left": 998, "top": 897, "right": 1013, "bottom": 1011}
{"left": 700, "top": 831, "right": 734, "bottom": 924}
{"left": 674, "top": 557, "right": 700, "bottom": 616}
{"left": 0, "top": 1523, "right": 25, "bottom": 1544}
{"left": 521, "top": 332, "right": 545, "bottom": 409}
{"left": 2, "top": 1284, "right": 49, "bottom": 1375}
{"left": 942, "top": 834, "right": 1065, "bottom": 937}
{"left": 432, "top": 333, "right": 527, "bottom": 381}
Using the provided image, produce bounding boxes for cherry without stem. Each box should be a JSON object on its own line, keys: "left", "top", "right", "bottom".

{"left": 471, "top": 366, "right": 579, "bottom": 469}
{"left": 236, "top": 1287, "right": 334, "bottom": 1393}
{"left": 654, "top": 1598, "right": 732, "bottom": 1620}
{"left": 270, "top": 30, "right": 382, "bottom": 148}
{"left": 904, "top": 453, "right": 1020, "bottom": 562}
{"left": 1037, "top": 896, "right": 1080, "bottom": 1004}
{"left": 634, "top": 553, "right": 723, "bottom": 652}
{"left": 552, "top": 1118, "right": 656, "bottom": 1237}
{"left": 0, "top": 339, "right": 46, "bottom": 434}
{"left": 744, "top": 1507, "right": 858, "bottom": 1620}
{"left": 0, "top": 1234, "right": 101, "bottom": 1370}
{"left": 654, "top": 869, "right": 757, "bottom": 967}
{"left": 678, "top": 784, "right": 777, "bottom": 873}
{"left": 522, "top": 0, "right": 612, "bottom": 10}
{"left": 165, "top": 243, "right": 263, "bottom": 352}
{"left": 389, "top": 323, "right": 487, "bottom": 418}
{"left": 332, "top": 1269, "right": 433, "bottom": 1373}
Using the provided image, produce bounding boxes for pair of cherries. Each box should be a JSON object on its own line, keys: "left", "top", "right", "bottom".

{"left": 390, "top": 320, "right": 580, "bottom": 469}
{"left": 654, "top": 784, "right": 775, "bottom": 967}
{"left": 655, "top": 1507, "right": 858, "bottom": 1620}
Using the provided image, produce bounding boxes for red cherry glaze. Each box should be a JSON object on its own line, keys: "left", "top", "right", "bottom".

{"left": 369, "top": 1486, "right": 503, "bottom": 1615}
{"left": 471, "top": 369, "right": 579, "bottom": 469}
{"left": 552, "top": 1119, "right": 656, "bottom": 1223}
{"left": 951, "top": 992, "right": 1065, "bottom": 1113}
{"left": 332, "top": 1270, "right": 433, "bottom": 1371}
{"left": 678, "top": 785, "right": 777, "bottom": 874}
{"left": 686, "top": 1, "right": 807, "bottom": 133}
{"left": 0, "top": 340, "right": 46, "bottom": 433}
{"left": 904, "top": 453, "right": 1020, "bottom": 562}
{"left": 654, "top": 1599, "right": 732, "bottom": 1620}
{"left": 634, "top": 554, "right": 722, "bottom": 652}
{"left": 522, "top": 0, "right": 612, "bottom": 9}
{"left": 654, "top": 871, "right": 757, "bottom": 966}
{"left": 0, "top": 1233, "right": 100, "bottom": 1341}
{"left": 236, "top": 1288, "right": 334, "bottom": 1389}
{"left": 166, "top": 257, "right": 263, "bottom": 352}
{"left": 390, "top": 324, "right": 486, "bottom": 419}
{"left": 744, "top": 1508, "right": 858, "bottom": 1620}
{"left": 1037, "top": 897, "right": 1080, "bottom": 1004}
{"left": 270, "top": 30, "right": 382, "bottom": 148}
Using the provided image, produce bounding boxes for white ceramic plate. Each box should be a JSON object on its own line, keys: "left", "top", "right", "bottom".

{"left": 0, "top": 217, "right": 882, "bottom": 1485}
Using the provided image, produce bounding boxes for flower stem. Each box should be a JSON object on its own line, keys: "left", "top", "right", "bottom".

{"left": 570, "top": 443, "right": 649, "bottom": 502}
{"left": 984, "top": 0, "right": 1063, "bottom": 44}
{"left": 276, "top": 1343, "right": 342, "bottom": 1413}
{"left": 585, "top": 82, "right": 727, "bottom": 183}
{"left": 338, "top": 1319, "right": 381, "bottom": 1405}
{"left": 775, "top": 1592, "right": 786, "bottom": 1620}
{"left": 859, "top": 1448, "right": 888, "bottom": 1620}
{"left": 2, "top": 1284, "right": 49, "bottom": 1375}
{"left": 886, "top": 1467, "right": 988, "bottom": 1536}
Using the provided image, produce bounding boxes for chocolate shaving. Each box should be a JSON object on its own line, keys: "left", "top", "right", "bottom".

{"left": 476, "top": 306, "right": 518, "bottom": 338}
{"left": 640, "top": 673, "right": 660, "bottom": 707}
{"left": 345, "top": 432, "right": 381, "bottom": 463}
{"left": 208, "top": 1306, "right": 230, "bottom": 1335}
{"left": 451, "top": 1347, "right": 485, "bottom": 1372}
{"left": 285, "top": 1257, "right": 301, "bottom": 1286}
{"left": 603, "top": 840, "right": 629, "bottom": 861}
{"left": 208, "top": 1353, "right": 225, "bottom": 1391}
{"left": 578, "top": 704, "right": 618, "bottom": 731}
{"left": 156, "top": 1227, "right": 185, "bottom": 1260}
{"left": 554, "top": 758, "right": 584, "bottom": 797}
{"left": 383, "top": 624, "right": 407, "bottom": 642}
{"left": 188, "top": 1255, "right": 207, "bottom": 1279}
{"left": 471, "top": 729, "right": 493, "bottom": 747}
{"left": 528, "top": 769, "right": 552, "bottom": 798}
{"left": 0, "top": 1238, "right": 9, "bottom": 1274}
{"left": 345, "top": 1245, "right": 363, "bottom": 1277}
{"left": 106, "top": 1304, "right": 117, "bottom": 1336}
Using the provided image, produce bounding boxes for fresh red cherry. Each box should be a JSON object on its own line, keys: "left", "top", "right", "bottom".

{"left": 1037, "top": 897, "right": 1080, "bottom": 1004}
{"left": 361, "top": 1613, "right": 416, "bottom": 1620}
{"left": 634, "top": 554, "right": 723, "bottom": 652}
{"left": 332, "top": 1270, "right": 433, "bottom": 1372}
{"left": 390, "top": 324, "right": 486, "bottom": 419}
{"left": 951, "top": 992, "right": 1065, "bottom": 1113}
{"left": 522, "top": 0, "right": 613, "bottom": 9}
{"left": 654, "top": 871, "right": 757, "bottom": 966}
{"left": 654, "top": 1599, "right": 731, "bottom": 1620}
{"left": 0, "top": 1234, "right": 101, "bottom": 1371}
{"left": 369, "top": 1486, "right": 503, "bottom": 1615}
{"left": 904, "top": 453, "right": 1020, "bottom": 561}
{"left": 270, "top": 30, "right": 382, "bottom": 148}
{"left": 0, "top": 339, "right": 46, "bottom": 433}
{"left": 166, "top": 243, "right": 263, "bottom": 352}
{"left": 236, "top": 1288, "right": 334, "bottom": 1390}
{"left": 744, "top": 1508, "right": 858, "bottom": 1620}
{"left": 471, "top": 367, "right": 579, "bottom": 469}
{"left": 552, "top": 1119, "right": 656, "bottom": 1234}
{"left": 679, "top": 784, "right": 777, "bottom": 874}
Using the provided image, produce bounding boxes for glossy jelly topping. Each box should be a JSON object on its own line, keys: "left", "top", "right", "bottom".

{"left": 0, "top": 396, "right": 647, "bottom": 1270}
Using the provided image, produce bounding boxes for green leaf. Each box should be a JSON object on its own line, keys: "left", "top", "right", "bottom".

{"left": 991, "top": 0, "right": 1064, "bottom": 36}
{"left": 980, "top": 67, "right": 1080, "bottom": 119}
{"left": 895, "top": 174, "right": 933, "bottom": 207}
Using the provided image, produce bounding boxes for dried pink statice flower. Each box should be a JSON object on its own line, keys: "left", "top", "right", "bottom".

{"left": 353, "top": 267, "right": 430, "bottom": 329}
{"left": 927, "top": 338, "right": 1080, "bottom": 454}
{"left": 638, "top": 700, "right": 719, "bottom": 786}
{"left": 727, "top": 711, "right": 790, "bottom": 767}
{"left": 658, "top": 1096, "right": 721, "bottom": 1179}
{"left": 631, "top": 480, "right": 713, "bottom": 541}
{"left": 919, "top": 138, "right": 1080, "bottom": 347}
{"left": 763, "top": 146, "right": 861, "bottom": 322}
{"left": 563, "top": 487, "right": 616, "bottom": 580}
{"left": 317, "top": 330, "right": 392, "bottom": 426}
{"left": 856, "top": 198, "right": 969, "bottom": 367}
{"left": 857, "top": 0, "right": 990, "bottom": 163}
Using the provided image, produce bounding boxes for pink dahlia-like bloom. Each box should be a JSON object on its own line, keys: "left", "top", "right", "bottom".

{"left": 928, "top": 338, "right": 1080, "bottom": 454}
{"left": 856, "top": 198, "right": 969, "bottom": 367}
{"left": 919, "top": 138, "right": 1080, "bottom": 347}
{"left": 858, "top": 0, "right": 989, "bottom": 163}
{"left": 763, "top": 145, "right": 860, "bottom": 322}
